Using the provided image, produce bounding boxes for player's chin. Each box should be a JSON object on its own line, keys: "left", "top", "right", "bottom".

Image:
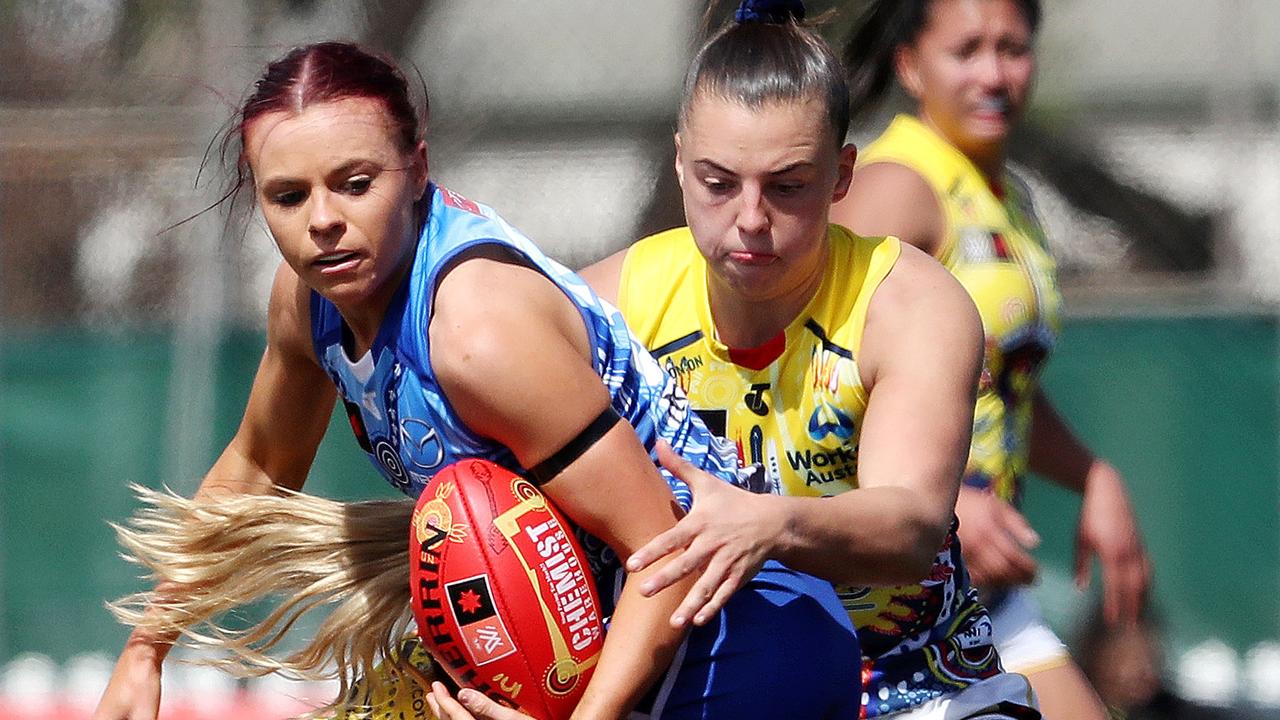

{"left": 965, "top": 113, "right": 1018, "bottom": 144}
{"left": 719, "top": 261, "right": 784, "bottom": 294}
{"left": 308, "top": 274, "right": 380, "bottom": 306}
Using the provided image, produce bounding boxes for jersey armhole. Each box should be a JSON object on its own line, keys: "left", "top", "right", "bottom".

{"left": 847, "top": 237, "right": 903, "bottom": 359}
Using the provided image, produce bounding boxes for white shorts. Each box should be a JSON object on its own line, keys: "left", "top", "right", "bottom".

{"left": 881, "top": 672, "right": 1040, "bottom": 719}
{"left": 988, "top": 588, "right": 1071, "bottom": 675}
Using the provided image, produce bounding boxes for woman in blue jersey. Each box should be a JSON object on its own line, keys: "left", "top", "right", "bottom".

{"left": 94, "top": 42, "right": 859, "bottom": 720}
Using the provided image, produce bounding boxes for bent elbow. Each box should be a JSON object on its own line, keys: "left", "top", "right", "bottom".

{"left": 897, "top": 513, "right": 952, "bottom": 582}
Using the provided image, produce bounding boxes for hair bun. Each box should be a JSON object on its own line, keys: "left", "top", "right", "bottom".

{"left": 735, "top": 0, "right": 805, "bottom": 24}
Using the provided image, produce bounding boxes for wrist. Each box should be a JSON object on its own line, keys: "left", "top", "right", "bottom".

{"left": 123, "top": 630, "right": 173, "bottom": 669}
{"left": 761, "top": 493, "right": 795, "bottom": 561}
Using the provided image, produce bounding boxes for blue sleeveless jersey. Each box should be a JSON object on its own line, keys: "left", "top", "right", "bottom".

{"left": 309, "top": 184, "right": 741, "bottom": 603}
{"left": 311, "top": 185, "right": 863, "bottom": 719}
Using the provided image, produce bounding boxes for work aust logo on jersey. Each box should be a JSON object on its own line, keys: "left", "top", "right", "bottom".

{"left": 788, "top": 342, "right": 860, "bottom": 488}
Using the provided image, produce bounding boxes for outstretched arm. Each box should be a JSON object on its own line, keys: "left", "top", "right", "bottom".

{"left": 1029, "top": 390, "right": 1150, "bottom": 624}
{"left": 94, "top": 262, "right": 336, "bottom": 720}
{"left": 431, "top": 250, "right": 698, "bottom": 720}
{"left": 626, "top": 245, "right": 983, "bottom": 624}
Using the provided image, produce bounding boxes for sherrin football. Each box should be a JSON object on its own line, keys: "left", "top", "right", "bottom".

{"left": 409, "top": 458, "right": 605, "bottom": 720}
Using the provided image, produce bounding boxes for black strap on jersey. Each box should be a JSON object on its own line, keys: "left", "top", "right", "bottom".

{"left": 527, "top": 406, "right": 623, "bottom": 486}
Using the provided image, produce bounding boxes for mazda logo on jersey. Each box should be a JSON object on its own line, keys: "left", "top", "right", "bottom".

{"left": 401, "top": 417, "right": 446, "bottom": 471}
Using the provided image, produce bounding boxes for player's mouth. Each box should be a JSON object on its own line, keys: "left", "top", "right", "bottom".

{"left": 728, "top": 250, "right": 778, "bottom": 266}
{"left": 313, "top": 251, "right": 362, "bottom": 275}
{"left": 973, "top": 96, "right": 1013, "bottom": 123}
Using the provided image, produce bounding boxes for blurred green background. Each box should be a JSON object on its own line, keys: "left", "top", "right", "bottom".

{"left": 1, "top": 312, "right": 1276, "bottom": 661}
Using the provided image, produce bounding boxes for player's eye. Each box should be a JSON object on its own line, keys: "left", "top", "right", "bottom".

{"left": 271, "top": 189, "right": 307, "bottom": 207}
{"left": 954, "top": 39, "right": 981, "bottom": 60}
{"left": 704, "top": 177, "right": 735, "bottom": 195}
{"left": 344, "top": 175, "right": 373, "bottom": 195}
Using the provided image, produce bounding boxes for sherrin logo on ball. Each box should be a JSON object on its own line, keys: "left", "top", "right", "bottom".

{"left": 410, "top": 458, "right": 605, "bottom": 720}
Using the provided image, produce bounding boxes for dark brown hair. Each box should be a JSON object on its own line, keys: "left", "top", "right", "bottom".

{"left": 844, "top": 0, "right": 1041, "bottom": 118}
{"left": 680, "top": 15, "right": 850, "bottom": 145}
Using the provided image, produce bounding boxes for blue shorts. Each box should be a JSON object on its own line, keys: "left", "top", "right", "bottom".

{"left": 637, "top": 560, "right": 861, "bottom": 719}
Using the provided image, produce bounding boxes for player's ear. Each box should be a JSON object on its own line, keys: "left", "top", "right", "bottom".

{"left": 832, "top": 143, "right": 857, "bottom": 203}
{"left": 673, "top": 133, "right": 687, "bottom": 189}
{"left": 895, "top": 44, "right": 924, "bottom": 101}
{"left": 411, "top": 140, "right": 429, "bottom": 195}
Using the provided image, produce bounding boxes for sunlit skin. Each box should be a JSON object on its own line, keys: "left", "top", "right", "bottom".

{"left": 675, "top": 95, "right": 855, "bottom": 348}
{"left": 243, "top": 97, "right": 429, "bottom": 353}
{"left": 895, "top": 0, "right": 1035, "bottom": 177}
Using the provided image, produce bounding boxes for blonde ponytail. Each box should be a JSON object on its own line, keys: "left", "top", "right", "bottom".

{"left": 108, "top": 485, "right": 421, "bottom": 717}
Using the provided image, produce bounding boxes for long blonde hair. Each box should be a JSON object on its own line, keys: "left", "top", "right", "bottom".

{"left": 109, "top": 484, "right": 421, "bottom": 717}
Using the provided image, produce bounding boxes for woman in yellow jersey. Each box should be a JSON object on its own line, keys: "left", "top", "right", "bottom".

{"left": 537, "top": 2, "right": 1039, "bottom": 719}
{"left": 830, "top": 1, "right": 1150, "bottom": 719}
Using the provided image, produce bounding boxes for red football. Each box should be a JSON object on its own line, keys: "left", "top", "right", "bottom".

{"left": 409, "top": 458, "right": 605, "bottom": 720}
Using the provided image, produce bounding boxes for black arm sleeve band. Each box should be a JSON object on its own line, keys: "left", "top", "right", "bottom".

{"left": 527, "top": 405, "right": 623, "bottom": 486}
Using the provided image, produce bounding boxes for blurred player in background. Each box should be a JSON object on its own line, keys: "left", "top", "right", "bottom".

{"left": 576, "top": 1, "right": 1039, "bottom": 718}
{"left": 831, "top": 1, "right": 1150, "bottom": 718}
{"left": 94, "top": 40, "right": 862, "bottom": 720}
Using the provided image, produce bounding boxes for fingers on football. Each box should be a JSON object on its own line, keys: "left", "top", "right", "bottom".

{"left": 427, "top": 682, "right": 469, "bottom": 720}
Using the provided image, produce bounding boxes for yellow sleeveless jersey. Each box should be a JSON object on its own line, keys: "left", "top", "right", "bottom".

{"left": 620, "top": 225, "right": 891, "bottom": 496}
{"left": 618, "top": 226, "right": 1002, "bottom": 717}
{"left": 860, "top": 114, "right": 1063, "bottom": 504}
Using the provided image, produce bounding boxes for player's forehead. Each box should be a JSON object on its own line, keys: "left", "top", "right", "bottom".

{"left": 681, "top": 95, "right": 831, "bottom": 171}
{"left": 918, "top": 0, "right": 1033, "bottom": 45}
{"left": 245, "top": 98, "right": 404, "bottom": 176}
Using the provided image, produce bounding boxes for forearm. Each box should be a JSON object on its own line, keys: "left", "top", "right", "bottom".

{"left": 570, "top": 560, "right": 692, "bottom": 720}
{"left": 770, "top": 486, "right": 951, "bottom": 586}
{"left": 195, "top": 435, "right": 302, "bottom": 499}
{"left": 1027, "top": 390, "right": 1097, "bottom": 493}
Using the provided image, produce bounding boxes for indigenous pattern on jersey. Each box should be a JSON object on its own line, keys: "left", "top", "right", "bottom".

{"left": 860, "top": 114, "right": 1063, "bottom": 505}
{"left": 617, "top": 227, "right": 1001, "bottom": 717}
{"left": 309, "top": 183, "right": 742, "bottom": 613}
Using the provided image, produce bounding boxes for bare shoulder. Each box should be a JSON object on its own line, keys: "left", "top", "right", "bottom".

{"left": 430, "top": 248, "right": 581, "bottom": 384}
{"left": 834, "top": 161, "right": 944, "bottom": 256}
{"left": 427, "top": 248, "right": 606, "bottom": 460}
{"left": 876, "top": 242, "right": 974, "bottom": 315}
{"left": 577, "top": 248, "right": 628, "bottom": 306}
{"left": 860, "top": 243, "right": 982, "bottom": 384}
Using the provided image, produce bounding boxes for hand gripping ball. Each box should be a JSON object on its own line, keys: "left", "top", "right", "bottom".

{"left": 409, "top": 458, "right": 605, "bottom": 719}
